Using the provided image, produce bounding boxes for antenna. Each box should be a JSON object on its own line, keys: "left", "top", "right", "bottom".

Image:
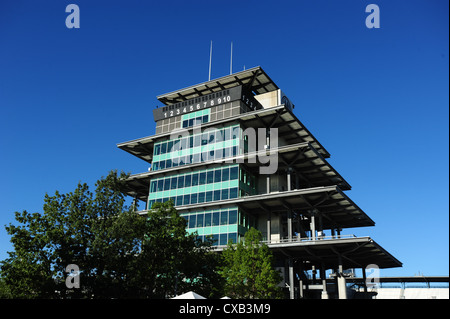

{"left": 230, "top": 41, "right": 233, "bottom": 75}
{"left": 208, "top": 40, "right": 213, "bottom": 81}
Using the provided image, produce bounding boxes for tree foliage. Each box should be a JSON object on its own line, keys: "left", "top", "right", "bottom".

{"left": 0, "top": 170, "right": 220, "bottom": 298}
{"left": 219, "top": 228, "right": 283, "bottom": 299}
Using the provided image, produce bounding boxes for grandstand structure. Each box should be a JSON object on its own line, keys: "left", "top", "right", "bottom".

{"left": 117, "top": 67, "right": 404, "bottom": 299}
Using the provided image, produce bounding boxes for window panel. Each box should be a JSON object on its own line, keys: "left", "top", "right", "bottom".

{"left": 196, "top": 214, "right": 204, "bottom": 228}
{"left": 228, "top": 210, "right": 237, "bottom": 224}
{"left": 219, "top": 233, "right": 228, "bottom": 245}
{"left": 204, "top": 213, "right": 212, "bottom": 227}
{"left": 212, "top": 212, "right": 220, "bottom": 226}
{"left": 198, "top": 192, "right": 205, "bottom": 203}
{"left": 220, "top": 211, "right": 228, "bottom": 225}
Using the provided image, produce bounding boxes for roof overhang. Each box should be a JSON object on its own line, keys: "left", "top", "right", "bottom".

{"left": 119, "top": 141, "right": 349, "bottom": 202}
{"left": 117, "top": 105, "right": 330, "bottom": 163}
{"left": 268, "top": 236, "right": 402, "bottom": 269}
{"left": 157, "top": 66, "right": 279, "bottom": 105}
{"left": 173, "top": 186, "right": 374, "bottom": 229}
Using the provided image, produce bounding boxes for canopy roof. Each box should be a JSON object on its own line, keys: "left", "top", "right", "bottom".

{"left": 157, "top": 66, "right": 278, "bottom": 105}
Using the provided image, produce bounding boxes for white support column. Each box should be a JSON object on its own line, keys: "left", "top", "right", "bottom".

{"left": 286, "top": 168, "right": 292, "bottom": 191}
{"left": 289, "top": 258, "right": 295, "bottom": 299}
{"left": 320, "top": 265, "right": 329, "bottom": 299}
{"left": 310, "top": 212, "right": 316, "bottom": 241}
{"left": 267, "top": 212, "right": 271, "bottom": 243}
{"left": 337, "top": 256, "right": 347, "bottom": 299}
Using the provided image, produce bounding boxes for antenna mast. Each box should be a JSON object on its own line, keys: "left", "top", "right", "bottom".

{"left": 208, "top": 41, "right": 213, "bottom": 81}
{"left": 230, "top": 41, "right": 233, "bottom": 75}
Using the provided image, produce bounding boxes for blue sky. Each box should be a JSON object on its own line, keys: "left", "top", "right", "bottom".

{"left": 0, "top": 0, "right": 448, "bottom": 277}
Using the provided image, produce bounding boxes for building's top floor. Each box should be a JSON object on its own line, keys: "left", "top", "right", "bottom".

{"left": 117, "top": 67, "right": 330, "bottom": 163}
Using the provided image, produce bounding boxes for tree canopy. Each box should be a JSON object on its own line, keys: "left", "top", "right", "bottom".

{"left": 219, "top": 227, "right": 283, "bottom": 299}
{"left": 0, "top": 170, "right": 221, "bottom": 298}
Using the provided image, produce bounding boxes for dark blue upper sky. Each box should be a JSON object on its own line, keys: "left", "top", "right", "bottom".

{"left": 0, "top": 0, "right": 448, "bottom": 277}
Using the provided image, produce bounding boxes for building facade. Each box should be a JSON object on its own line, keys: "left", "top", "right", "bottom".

{"left": 117, "top": 67, "right": 402, "bottom": 299}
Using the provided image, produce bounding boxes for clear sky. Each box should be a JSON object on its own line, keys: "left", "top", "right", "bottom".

{"left": 0, "top": 0, "right": 448, "bottom": 277}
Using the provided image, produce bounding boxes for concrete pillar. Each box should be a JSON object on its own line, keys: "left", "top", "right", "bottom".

{"left": 286, "top": 168, "right": 292, "bottom": 191}
{"left": 320, "top": 265, "right": 329, "bottom": 299}
{"left": 266, "top": 175, "right": 270, "bottom": 194}
{"left": 267, "top": 212, "right": 271, "bottom": 243}
{"left": 287, "top": 211, "right": 293, "bottom": 241}
{"left": 310, "top": 212, "right": 316, "bottom": 241}
{"left": 289, "top": 258, "right": 295, "bottom": 299}
{"left": 337, "top": 257, "right": 347, "bottom": 299}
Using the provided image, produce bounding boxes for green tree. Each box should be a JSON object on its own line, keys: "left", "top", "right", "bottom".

{"left": 219, "top": 228, "right": 283, "bottom": 299}
{"left": 0, "top": 170, "right": 220, "bottom": 298}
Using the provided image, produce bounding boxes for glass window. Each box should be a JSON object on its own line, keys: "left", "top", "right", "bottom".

{"left": 189, "top": 214, "right": 196, "bottom": 228}
{"left": 199, "top": 172, "right": 206, "bottom": 185}
{"left": 183, "top": 194, "right": 190, "bottom": 205}
{"left": 201, "top": 133, "right": 208, "bottom": 145}
{"left": 171, "top": 177, "right": 177, "bottom": 189}
{"left": 229, "top": 210, "right": 237, "bottom": 224}
{"left": 164, "top": 178, "right": 170, "bottom": 191}
{"left": 230, "top": 167, "right": 238, "bottom": 180}
{"left": 194, "top": 135, "right": 201, "bottom": 147}
{"left": 176, "top": 196, "right": 183, "bottom": 206}
{"left": 178, "top": 175, "right": 184, "bottom": 188}
{"left": 167, "top": 141, "right": 173, "bottom": 153}
{"left": 222, "top": 168, "right": 229, "bottom": 181}
{"left": 150, "top": 180, "right": 157, "bottom": 193}
{"left": 224, "top": 127, "right": 231, "bottom": 141}
{"left": 212, "top": 234, "right": 219, "bottom": 246}
{"left": 161, "top": 142, "right": 167, "bottom": 154}
{"left": 193, "top": 153, "right": 201, "bottom": 164}
{"left": 160, "top": 160, "right": 166, "bottom": 169}
{"left": 221, "top": 188, "right": 229, "bottom": 200}
{"left": 196, "top": 214, "right": 204, "bottom": 228}
{"left": 232, "top": 146, "right": 238, "bottom": 156}
{"left": 228, "top": 233, "right": 237, "bottom": 244}
{"left": 182, "top": 120, "right": 188, "bottom": 128}
{"left": 206, "top": 191, "right": 213, "bottom": 202}
{"left": 207, "top": 171, "right": 214, "bottom": 184}
{"left": 154, "top": 144, "right": 161, "bottom": 156}
{"left": 192, "top": 173, "right": 199, "bottom": 186}
{"left": 231, "top": 126, "right": 240, "bottom": 140}
{"left": 191, "top": 193, "right": 198, "bottom": 204}
{"left": 202, "top": 115, "right": 208, "bottom": 123}
{"left": 220, "top": 211, "right": 228, "bottom": 225}
{"left": 230, "top": 188, "right": 238, "bottom": 199}
{"left": 185, "top": 174, "right": 191, "bottom": 187}
{"left": 214, "top": 190, "right": 221, "bottom": 201}
{"left": 198, "top": 192, "right": 205, "bottom": 203}
{"left": 157, "top": 180, "right": 164, "bottom": 192}
{"left": 212, "top": 212, "right": 220, "bottom": 226}
{"left": 220, "top": 233, "right": 228, "bottom": 246}
{"left": 204, "top": 213, "right": 212, "bottom": 227}
{"left": 214, "top": 169, "right": 221, "bottom": 183}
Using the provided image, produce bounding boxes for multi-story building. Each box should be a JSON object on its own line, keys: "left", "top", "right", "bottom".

{"left": 117, "top": 66, "right": 401, "bottom": 299}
